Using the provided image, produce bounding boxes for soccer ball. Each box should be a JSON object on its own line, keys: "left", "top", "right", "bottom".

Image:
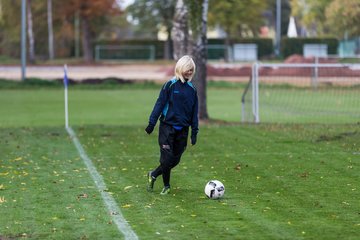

{"left": 204, "top": 180, "right": 225, "bottom": 199}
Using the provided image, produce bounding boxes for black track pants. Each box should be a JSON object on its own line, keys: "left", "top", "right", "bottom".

{"left": 152, "top": 122, "right": 188, "bottom": 187}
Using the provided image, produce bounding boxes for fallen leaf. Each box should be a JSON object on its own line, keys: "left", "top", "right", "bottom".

{"left": 77, "top": 193, "right": 88, "bottom": 199}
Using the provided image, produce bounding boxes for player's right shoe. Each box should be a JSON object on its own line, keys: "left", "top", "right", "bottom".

{"left": 160, "top": 186, "right": 171, "bottom": 195}
{"left": 147, "top": 171, "right": 156, "bottom": 192}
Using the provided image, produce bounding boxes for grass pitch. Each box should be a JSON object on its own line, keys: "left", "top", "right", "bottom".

{"left": 0, "top": 81, "right": 359, "bottom": 239}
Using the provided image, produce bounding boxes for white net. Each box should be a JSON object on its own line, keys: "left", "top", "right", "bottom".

{"left": 242, "top": 62, "right": 360, "bottom": 124}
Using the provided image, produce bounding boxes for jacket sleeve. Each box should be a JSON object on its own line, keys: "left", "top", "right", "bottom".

{"left": 191, "top": 91, "right": 199, "bottom": 134}
{"left": 148, "top": 81, "right": 171, "bottom": 126}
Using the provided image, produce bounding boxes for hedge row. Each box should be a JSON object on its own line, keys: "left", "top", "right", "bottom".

{"left": 207, "top": 38, "right": 273, "bottom": 59}
{"left": 95, "top": 39, "right": 165, "bottom": 59}
{"left": 281, "top": 38, "right": 338, "bottom": 58}
{"left": 95, "top": 37, "right": 339, "bottom": 60}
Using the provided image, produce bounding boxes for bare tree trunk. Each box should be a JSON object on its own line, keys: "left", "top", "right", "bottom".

{"left": 27, "top": 0, "right": 35, "bottom": 63}
{"left": 172, "top": 0, "right": 190, "bottom": 60}
{"left": 81, "top": 17, "right": 92, "bottom": 62}
{"left": 191, "top": 0, "right": 209, "bottom": 120}
{"left": 74, "top": 10, "right": 80, "bottom": 58}
{"left": 47, "top": 0, "right": 54, "bottom": 60}
{"left": 0, "top": 1, "right": 3, "bottom": 23}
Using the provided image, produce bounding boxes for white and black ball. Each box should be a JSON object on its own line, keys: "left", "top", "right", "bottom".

{"left": 204, "top": 180, "right": 225, "bottom": 199}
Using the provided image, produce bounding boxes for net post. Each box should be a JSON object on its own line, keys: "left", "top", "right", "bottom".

{"left": 252, "top": 62, "right": 260, "bottom": 123}
{"left": 311, "top": 57, "right": 319, "bottom": 90}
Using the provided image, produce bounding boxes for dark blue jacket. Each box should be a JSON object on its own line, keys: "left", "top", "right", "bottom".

{"left": 148, "top": 78, "right": 199, "bottom": 134}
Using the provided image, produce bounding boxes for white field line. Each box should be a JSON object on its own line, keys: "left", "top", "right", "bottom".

{"left": 66, "top": 126, "right": 138, "bottom": 240}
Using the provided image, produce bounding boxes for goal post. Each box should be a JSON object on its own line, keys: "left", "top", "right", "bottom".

{"left": 95, "top": 45, "right": 156, "bottom": 61}
{"left": 242, "top": 62, "right": 360, "bottom": 124}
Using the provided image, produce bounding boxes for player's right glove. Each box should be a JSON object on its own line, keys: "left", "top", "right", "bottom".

{"left": 191, "top": 132, "right": 197, "bottom": 145}
{"left": 145, "top": 124, "right": 155, "bottom": 134}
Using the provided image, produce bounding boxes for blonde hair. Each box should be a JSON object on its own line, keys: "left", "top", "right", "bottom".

{"left": 174, "top": 55, "right": 196, "bottom": 83}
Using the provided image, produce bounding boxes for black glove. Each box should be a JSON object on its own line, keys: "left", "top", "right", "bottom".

{"left": 145, "top": 124, "right": 154, "bottom": 134}
{"left": 191, "top": 132, "right": 197, "bottom": 145}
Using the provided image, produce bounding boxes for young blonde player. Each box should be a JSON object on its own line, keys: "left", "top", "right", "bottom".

{"left": 145, "top": 55, "right": 199, "bottom": 195}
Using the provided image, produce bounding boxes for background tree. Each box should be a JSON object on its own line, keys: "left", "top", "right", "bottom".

{"left": 208, "top": 0, "right": 268, "bottom": 61}
{"left": 0, "top": 1, "right": 22, "bottom": 57}
{"left": 47, "top": 0, "right": 54, "bottom": 60}
{"left": 290, "top": 0, "right": 329, "bottom": 36}
{"left": 127, "top": 0, "right": 176, "bottom": 59}
{"left": 27, "top": 0, "right": 35, "bottom": 63}
{"left": 61, "top": 0, "right": 120, "bottom": 62}
{"left": 0, "top": 0, "right": 121, "bottom": 60}
{"left": 0, "top": 0, "right": 4, "bottom": 26}
{"left": 172, "top": 0, "right": 190, "bottom": 60}
{"left": 325, "top": 0, "right": 360, "bottom": 38}
{"left": 186, "top": 0, "right": 209, "bottom": 120}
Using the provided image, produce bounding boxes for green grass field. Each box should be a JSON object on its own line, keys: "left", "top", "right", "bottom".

{"left": 0, "top": 81, "right": 359, "bottom": 239}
